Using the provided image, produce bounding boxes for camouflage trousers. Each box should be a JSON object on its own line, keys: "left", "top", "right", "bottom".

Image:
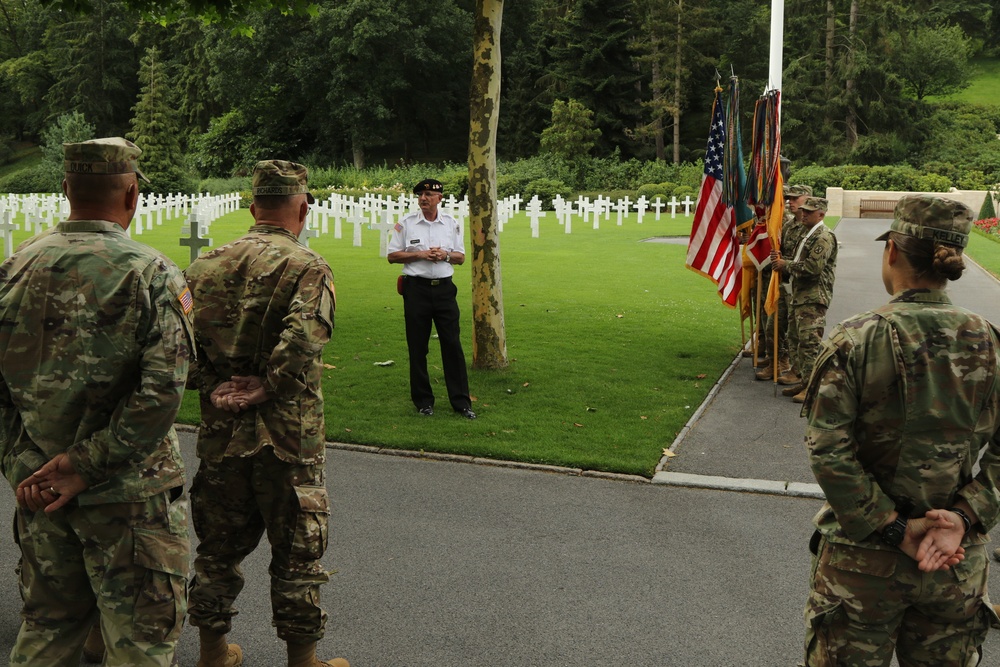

{"left": 11, "top": 488, "right": 190, "bottom": 666}
{"left": 805, "top": 538, "right": 996, "bottom": 666}
{"left": 188, "top": 447, "right": 331, "bottom": 643}
{"left": 788, "top": 302, "right": 827, "bottom": 379}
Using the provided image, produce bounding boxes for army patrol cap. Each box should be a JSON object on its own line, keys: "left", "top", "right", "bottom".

{"left": 799, "top": 197, "right": 828, "bottom": 213}
{"left": 63, "top": 137, "right": 150, "bottom": 183}
{"left": 252, "top": 160, "right": 315, "bottom": 204}
{"left": 875, "top": 194, "right": 973, "bottom": 248}
{"left": 784, "top": 184, "right": 813, "bottom": 197}
{"left": 413, "top": 178, "right": 444, "bottom": 195}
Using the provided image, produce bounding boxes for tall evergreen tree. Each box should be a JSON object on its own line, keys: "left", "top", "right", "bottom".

{"left": 544, "top": 0, "right": 641, "bottom": 156}
{"left": 128, "top": 46, "right": 187, "bottom": 191}
{"left": 42, "top": 0, "right": 139, "bottom": 135}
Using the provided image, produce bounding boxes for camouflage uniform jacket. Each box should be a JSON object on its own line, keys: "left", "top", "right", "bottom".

{"left": 786, "top": 223, "right": 837, "bottom": 307}
{"left": 779, "top": 216, "right": 803, "bottom": 284}
{"left": 185, "top": 224, "right": 335, "bottom": 465}
{"left": 0, "top": 219, "right": 194, "bottom": 504}
{"left": 804, "top": 289, "right": 1000, "bottom": 550}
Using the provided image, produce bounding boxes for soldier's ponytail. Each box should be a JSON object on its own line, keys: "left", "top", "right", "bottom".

{"left": 889, "top": 231, "right": 966, "bottom": 282}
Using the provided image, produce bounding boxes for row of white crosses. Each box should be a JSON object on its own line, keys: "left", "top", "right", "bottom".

{"left": 0, "top": 193, "right": 71, "bottom": 258}
{"left": 2, "top": 188, "right": 698, "bottom": 262}
{"left": 132, "top": 192, "right": 238, "bottom": 239}
{"left": 294, "top": 190, "right": 696, "bottom": 254}
{"left": 179, "top": 194, "right": 242, "bottom": 263}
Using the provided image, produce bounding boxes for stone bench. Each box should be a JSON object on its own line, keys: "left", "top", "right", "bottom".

{"left": 858, "top": 198, "right": 898, "bottom": 218}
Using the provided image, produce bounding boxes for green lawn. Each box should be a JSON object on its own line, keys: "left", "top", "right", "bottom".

{"left": 969, "top": 229, "right": 1000, "bottom": 279}
{"left": 938, "top": 57, "right": 1000, "bottom": 106}
{"left": 6, "top": 205, "right": 992, "bottom": 476}
{"left": 6, "top": 205, "right": 743, "bottom": 477}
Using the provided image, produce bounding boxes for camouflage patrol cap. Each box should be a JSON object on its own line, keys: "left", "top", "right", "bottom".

{"left": 875, "top": 194, "right": 973, "bottom": 248}
{"left": 63, "top": 137, "right": 150, "bottom": 183}
{"left": 413, "top": 178, "right": 444, "bottom": 195}
{"left": 252, "top": 160, "right": 315, "bottom": 204}
{"left": 798, "top": 197, "right": 828, "bottom": 212}
{"left": 783, "top": 184, "right": 813, "bottom": 197}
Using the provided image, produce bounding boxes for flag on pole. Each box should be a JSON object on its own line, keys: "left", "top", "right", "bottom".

{"left": 721, "top": 75, "right": 756, "bottom": 320}
{"left": 744, "top": 222, "right": 772, "bottom": 270}
{"left": 686, "top": 87, "right": 742, "bottom": 307}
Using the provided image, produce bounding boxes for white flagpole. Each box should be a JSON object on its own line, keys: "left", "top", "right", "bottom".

{"left": 769, "top": 0, "right": 784, "bottom": 117}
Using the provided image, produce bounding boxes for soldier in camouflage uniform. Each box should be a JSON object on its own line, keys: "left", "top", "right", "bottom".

{"left": 0, "top": 138, "right": 193, "bottom": 666}
{"left": 801, "top": 194, "right": 1000, "bottom": 666}
{"left": 770, "top": 196, "right": 837, "bottom": 403}
{"left": 184, "top": 160, "right": 346, "bottom": 667}
{"left": 756, "top": 184, "right": 811, "bottom": 381}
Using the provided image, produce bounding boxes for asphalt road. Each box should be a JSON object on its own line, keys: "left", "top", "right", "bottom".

{"left": 0, "top": 216, "right": 998, "bottom": 666}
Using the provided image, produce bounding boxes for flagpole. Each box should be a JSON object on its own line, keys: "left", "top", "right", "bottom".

{"left": 768, "top": 0, "right": 784, "bottom": 96}
{"left": 769, "top": 0, "right": 783, "bottom": 395}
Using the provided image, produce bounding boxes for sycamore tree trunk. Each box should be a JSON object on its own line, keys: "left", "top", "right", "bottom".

{"left": 467, "top": 0, "right": 508, "bottom": 369}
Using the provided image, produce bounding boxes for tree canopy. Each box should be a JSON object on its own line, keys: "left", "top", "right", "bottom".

{"left": 0, "top": 0, "right": 997, "bottom": 180}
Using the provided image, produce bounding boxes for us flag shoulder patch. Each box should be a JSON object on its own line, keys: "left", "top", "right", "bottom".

{"left": 178, "top": 287, "right": 194, "bottom": 314}
{"left": 394, "top": 222, "right": 403, "bottom": 233}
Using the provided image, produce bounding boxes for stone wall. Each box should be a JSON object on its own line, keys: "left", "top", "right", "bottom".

{"left": 825, "top": 187, "right": 991, "bottom": 218}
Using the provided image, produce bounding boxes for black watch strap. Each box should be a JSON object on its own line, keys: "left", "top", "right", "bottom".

{"left": 880, "top": 515, "right": 908, "bottom": 547}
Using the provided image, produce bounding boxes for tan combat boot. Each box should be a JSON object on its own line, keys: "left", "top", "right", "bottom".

{"left": 782, "top": 383, "right": 805, "bottom": 397}
{"left": 791, "top": 388, "right": 808, "bottom": 403}
{"left": 777, "top": 352, "right": 792, "bottom": 375}
{"left": 198, "top": 628, "right": 243, "bottom": 667}
{"left": 755, "top": 363, "right": 775, "bottom": 381}
{"left": 287, "top": 641, "right": 349, "bottom": 667}
{"left": 82, "top": 623, "right": 105, "bottom": 663}
{"left": 777, "top": 369, "right": 801, "bottom": 386}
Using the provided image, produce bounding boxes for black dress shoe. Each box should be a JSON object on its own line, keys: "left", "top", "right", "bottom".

{"left": 456, "top": 407, "right": 477, "bottom": 420}
{"left": 418, "top": 406, "right": 434, "bottom": 416}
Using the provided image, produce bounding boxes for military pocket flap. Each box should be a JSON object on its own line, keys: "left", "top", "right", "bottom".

{"left": 133, "top": 528, "right": 190, "bottom": 578}
{"left": 827, "top": 543, "right": 896, "bottom": 578}
{"left": 294, "top": 485, "right": 330, "bottom": 516}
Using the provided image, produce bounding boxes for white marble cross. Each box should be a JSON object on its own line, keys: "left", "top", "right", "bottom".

{"left": 298, "top": 217, "right": 320, "bottom": 248}
{"left": 634, "top": 196, "right": 649, "bottom": 225}
{"left": 576, "top": 196, "right": 589, "bottom": 225}
{"left": 613, "top": 199, "right": 630, "bottom": 226}
{"left": 347, "top": 204, "right": 366, "bottom": 247}
{"left": 526, "top": 196, "right": 546, "bottom": 238}
{"left": 180, "top": 213, "right": 213, "bottom": 264}
{"left": 652, "top": 198, "right": 666, "bottom": 221}
{"left": 682, "top": 195, "right": 694, "bottom": 216}
{"left": 371, "top": 212, "right": 396, "bottom": 258}
{"left": 668, "top": 197, "right": 680, "bottom": 219}
{"left": 0, "top": 209, "right": 17, "bottom": 259}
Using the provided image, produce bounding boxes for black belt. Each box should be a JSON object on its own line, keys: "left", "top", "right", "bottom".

{"left": 406, "top": 275, "right": 453, "bottom": 286}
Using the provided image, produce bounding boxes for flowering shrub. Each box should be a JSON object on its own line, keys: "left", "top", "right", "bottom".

{"left": 974, "top": 217, "right": 999, "bottom": 236}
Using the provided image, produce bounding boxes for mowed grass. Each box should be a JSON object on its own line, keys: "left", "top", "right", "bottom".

{"left": 945, "top": 58, "right": 1000, "bottom": 106}
{"left": 6, "top": 206, "right": 743, "bottom": 477}
{"left": 969, "top": 229, "right": 1000, "bottom": 279}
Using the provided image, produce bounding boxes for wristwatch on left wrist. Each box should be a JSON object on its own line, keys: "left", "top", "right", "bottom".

{"left": 444, "top": 252, "right": 450, "bottom": 263}
{"left": 881, "top": 514, "right": 908, "bottom": 547}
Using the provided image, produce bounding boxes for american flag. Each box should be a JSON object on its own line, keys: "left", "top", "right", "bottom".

{"left": 686, "top": 89, "right": 742, "bottom": 307}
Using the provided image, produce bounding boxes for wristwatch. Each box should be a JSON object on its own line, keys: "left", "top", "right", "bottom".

{"left": 880, "top": 514, "right": 908, "bottom": 547}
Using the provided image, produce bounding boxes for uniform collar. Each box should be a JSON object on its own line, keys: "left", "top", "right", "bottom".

{"left": 889, "top": 288, "right": 952, "bottom": 305}
{"left": 56, "top": 219, "right": 125, "bottom": 234}
{"left": 249, "top": 224, "right": 300, "bottom": 241}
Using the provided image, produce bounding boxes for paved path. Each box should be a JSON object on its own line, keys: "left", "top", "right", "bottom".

{"left": 0, "top": 217, "right": 997, "bottom": 666}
